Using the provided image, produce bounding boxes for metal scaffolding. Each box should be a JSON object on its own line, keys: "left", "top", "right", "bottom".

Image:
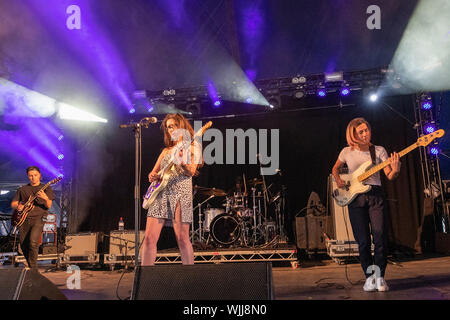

{"left": 414, "top": 92, "right": 449, "bottom": 233}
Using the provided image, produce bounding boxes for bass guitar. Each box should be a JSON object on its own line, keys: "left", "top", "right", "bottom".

{"left": 142, "top": 121, "right": 212, "bottom": 209}
{"left": 332, "top": 129, "right": 445, "bottom": 207}
{"left": 11, "top": 176, "right": 62, "bottom": 228}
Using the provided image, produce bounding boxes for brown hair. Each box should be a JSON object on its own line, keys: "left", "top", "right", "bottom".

{"left": 161, "top": 113, "right": 203, "bottom": 174}
{"left": 26, "top": 166, "right": 41, "bottom": 174}
{"left": 161, "top": 113, "right": 194, "bottom": 148}
{"left": 346, "top": 117, "right": 372, "bottom": 148}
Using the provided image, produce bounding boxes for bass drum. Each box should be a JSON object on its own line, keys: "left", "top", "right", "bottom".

{"left": 210, "top": 213, "right": 242, "bottom": 246}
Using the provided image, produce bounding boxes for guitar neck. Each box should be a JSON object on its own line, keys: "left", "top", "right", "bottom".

{"left": 357, "top": 143, "right": 419, "bottom": 182}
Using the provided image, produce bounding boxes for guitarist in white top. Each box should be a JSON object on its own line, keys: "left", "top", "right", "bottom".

{"left": 332, "top": 118, "right": 401, "bottom": 292}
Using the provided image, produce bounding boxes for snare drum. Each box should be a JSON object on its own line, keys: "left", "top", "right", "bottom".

{"left": 203, "top": 208, "right": 225, "bottom": 232}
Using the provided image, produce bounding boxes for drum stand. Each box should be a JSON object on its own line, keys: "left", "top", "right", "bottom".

{"left": 191, "top": 195, "right": 214, "bottom": 243}
{"left": 274, "top": 186, "right": 288, "bottom": 243}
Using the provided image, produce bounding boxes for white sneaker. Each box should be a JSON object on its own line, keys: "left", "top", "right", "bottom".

{"left": 376, "top": 277, "right": 389, "bottom": 292}
{"left": 363, "top": 274, "right": 377, "bottom": 292}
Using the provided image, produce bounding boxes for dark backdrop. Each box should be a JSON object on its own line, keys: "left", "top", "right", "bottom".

{"left": 72, "top": 93, "right": 424, "bottom": 250}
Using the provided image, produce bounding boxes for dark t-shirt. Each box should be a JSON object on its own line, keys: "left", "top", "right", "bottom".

{"left": 12, "top": 184, "right": 55, "bottom": 218}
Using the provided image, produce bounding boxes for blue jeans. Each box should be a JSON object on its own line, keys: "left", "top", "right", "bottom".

{"left": 348, "top": 186, "right": 388, "bottom": 278}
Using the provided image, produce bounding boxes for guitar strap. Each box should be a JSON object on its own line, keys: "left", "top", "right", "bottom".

{"left": 369, "top": 144, "right": 376, "bottom": 165}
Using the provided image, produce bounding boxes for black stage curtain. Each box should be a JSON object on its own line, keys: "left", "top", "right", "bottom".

{"left": 72, "top": 94, "right": 424, "bottom": 251}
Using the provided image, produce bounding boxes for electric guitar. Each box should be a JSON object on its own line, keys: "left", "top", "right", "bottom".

{"left": 11, "top": 176, "right": 62, "bottom": 228}
{"left": 332, "top": 129, "right": 445, "bottom": 207}
{"left": 142, "top": 121, "right": 212, "bottom": 209}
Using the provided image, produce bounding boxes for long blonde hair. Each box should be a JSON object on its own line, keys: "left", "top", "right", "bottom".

{"left": 346, "top": 117, "right": 372, "bottom": 148}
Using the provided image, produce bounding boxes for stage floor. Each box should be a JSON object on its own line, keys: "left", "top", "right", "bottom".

{"left": 22, "top": 253, "right": 450, "bottom": 300}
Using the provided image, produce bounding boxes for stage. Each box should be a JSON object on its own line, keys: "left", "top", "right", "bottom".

{"left": 8, "top": 253, "right": 449, "bottom": 300}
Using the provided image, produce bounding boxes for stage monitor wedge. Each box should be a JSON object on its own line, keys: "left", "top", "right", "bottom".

{"left": 0, "top": 268, "right": 67, "bottom": 300}
{"left": 132, "top": 262, "right": 274, "bottom": 300}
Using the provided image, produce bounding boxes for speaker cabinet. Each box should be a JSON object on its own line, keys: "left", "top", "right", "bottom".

{"left": 132, "top": 262, "right": 273, "bottom": 300}
{"left": 295, "top": 216, "right": 329, "bottom": 250}
{"left": 0, "top": 268, "right": 67, "bottom": 300}
{"left": 329, "top": 175, "right": 355, "bottom": 241}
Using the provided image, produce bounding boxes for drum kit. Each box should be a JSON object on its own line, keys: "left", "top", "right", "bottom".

{"left": 191, "top": 176, "right": 287, "bottom": 248}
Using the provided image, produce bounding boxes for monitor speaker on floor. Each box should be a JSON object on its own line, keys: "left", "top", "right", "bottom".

{"left": 131, "top": 262, "right": 273, "bottom": 300}
{"left": 0, "top": 268, "right": 67, "bottom": 300}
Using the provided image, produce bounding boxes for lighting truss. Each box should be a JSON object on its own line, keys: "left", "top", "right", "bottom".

{"left": 138, "top": 66, "right": 390, "bottom": 110}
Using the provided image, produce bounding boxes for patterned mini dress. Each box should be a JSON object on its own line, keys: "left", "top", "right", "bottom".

{"left": 147, "top": 151, "right": 193, "bottom": 225}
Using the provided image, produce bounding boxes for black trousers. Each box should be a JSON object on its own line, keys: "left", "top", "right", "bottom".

{"left": 348, "top": 186, "right": 388, "bottom": 278}
{"left": 19, "top": 215, "right": 45, "bottom": 269}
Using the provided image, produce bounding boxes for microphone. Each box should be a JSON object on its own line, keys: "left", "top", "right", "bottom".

{"left": 142, "top": 117, "right": 158, "bottom": 124}
{"left": 119, "top": 117, "right": 158, "bottom": 128}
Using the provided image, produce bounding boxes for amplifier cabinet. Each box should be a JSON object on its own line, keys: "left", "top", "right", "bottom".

{"left": 104, "top": 230, "right": 145, "bottom": 269}
{"left": 296, "top": 216, "right": 329, "bottom": 250}
{"left": 59, "top": 232, "right": 102, "bottom": 265}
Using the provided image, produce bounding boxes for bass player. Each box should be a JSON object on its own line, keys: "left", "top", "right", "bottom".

{"left": 332, "top": 117, "right": 400, "bottom": 292}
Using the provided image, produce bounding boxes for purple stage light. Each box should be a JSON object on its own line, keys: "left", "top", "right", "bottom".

{"left": 58, "top": 135, "right": 64, "bottom": 141}
{"left": 58, "top": 154, "right": 64, "bottom": 160}
{"left": 207, "top": 82, "right": 222, "bottom": 108}
{"left": 425, "top": 125, "right": 436, "bottom": 133}
{"left": 430, "top": 147, "right": 439, "bottom": 155}
{"left": 317, "top": 89, "right": 326, "bottom": 97}
{"left": 340, "top": 87, "right": 350, "bottom": 96}
{"left": 246, "top": 97, "right": 253, "bottom": 103}
{"left": 27, "top": 0, "right": 136, "bottom": 114}
{"left": 129, "top": 108, "right": 136, "bottom": 114}
{"left": 422, "top": 101, "right": 432, "bottom": 110}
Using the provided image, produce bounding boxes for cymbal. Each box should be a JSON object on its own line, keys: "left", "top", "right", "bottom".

{"left": 194, "top": 185, "right": 210, "bottom": 190}
{"left": 248, "top": 178, "right": 263, "bottom": 185}
{"left": 196, "top": 187, "right": 227, "bottom": 197}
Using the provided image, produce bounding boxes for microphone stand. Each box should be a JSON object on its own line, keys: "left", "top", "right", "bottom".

{"left": 120, "top": 118, "right": 156, "bottom": 269}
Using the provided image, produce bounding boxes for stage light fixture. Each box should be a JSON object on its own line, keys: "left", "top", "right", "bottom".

{"left": 163, "top": 89, "right": 176, "bottom": 96}
{"left": 294, "top": 90, "right": 305, "bottom": 99}
{"left": 424, "top": 124, "right": 436, "bottom": 134}
{"left": 267, "top": 96, "right": 281, "bottom": 109}
{"left": 430, "top": 146, "right": 439, "bottom": 155}
{"left": 340, "top": 87, "right": 350, "bottom": 96}
{"left": 132, "top": 90, "right": 147, "bottom": 99}
{"left": 292, "top": 76, "right": 307, "bottom": 84}
{"left": 317, "top": 88, "right": 326, "bottom": 97}
{"left": 57, "top": 154, "right": 64, "bottom": 160}
{"left": 129, "top": 108, "right": 135, "bottom": 114}
{"left": 213, "top": 100, "right": 222, "bottom": 107}
{"left": 422, "top": 101, "right": 432, "bottom": 110}
{"left": 369, "top": 94, "right": 378, "bottom": 102}
{"left": 324, "top": 71, "right": 343, "bottom": 82}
